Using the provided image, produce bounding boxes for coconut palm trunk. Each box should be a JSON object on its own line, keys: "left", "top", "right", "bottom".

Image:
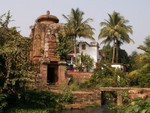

{"left": 116, "top": 40, "right": 119, "bottom": 63}
{"left": 112, "top": 42, "right": 116, "bottom": 63}
{"left": 73, "top": 37, "right": 77, "bottom": 65}
{"left": 112, "top": 39, "right": 119, "bottom": 63}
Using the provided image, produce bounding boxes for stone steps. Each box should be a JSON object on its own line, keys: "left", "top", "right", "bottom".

{"left": 72, "top": 90, "right": 100, "bottom": 105}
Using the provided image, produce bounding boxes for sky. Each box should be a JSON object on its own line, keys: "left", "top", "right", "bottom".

{"left": 1, "top": 0, "right": 150, "bottom": 55}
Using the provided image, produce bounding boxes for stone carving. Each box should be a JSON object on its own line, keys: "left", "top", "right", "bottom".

{"left": 34, "top": 34, "right": 41, "bottom": 56}
{"left": 44, "top": 30, "right": 50, "bottom": 58}
{"left": 43, "top": 23, "right": 60, "bottom": 59}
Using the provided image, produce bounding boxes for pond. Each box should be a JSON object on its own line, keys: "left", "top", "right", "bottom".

{"left": 62, "top": 106, "right": 116, "bottom": 113}
{"left": 49, "top": 105, "right": 117, "bottom": 113}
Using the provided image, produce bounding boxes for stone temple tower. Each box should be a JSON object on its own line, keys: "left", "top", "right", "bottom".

{"left": 30, "top": 11, "right": 66, "bottom": 85}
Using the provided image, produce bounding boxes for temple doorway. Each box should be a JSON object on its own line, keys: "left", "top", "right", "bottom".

{"left": 47, "top": 63, "right": 58, "bottom": 84}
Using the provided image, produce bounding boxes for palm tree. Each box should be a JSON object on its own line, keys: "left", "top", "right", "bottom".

{"left": 138, "top": 36, "right": 150, "bottom": 54}
{"left": 63, "top": 8, "right": 94, "bottom": 61}
{"left": 99, "top": 11, "right": 134, "bottom": 63}
{"left": 75, "top": 52, "right": 94, "bottom": 72}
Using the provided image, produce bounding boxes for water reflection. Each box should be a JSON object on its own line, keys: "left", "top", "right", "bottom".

{"left": 62, "top": 106, "right": 116, "bottom": 113}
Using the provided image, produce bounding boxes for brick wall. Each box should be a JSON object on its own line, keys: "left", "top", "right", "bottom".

{"left": 67, "top": 72, "right": 93, "bottom": 83}
{"left": 128, "top": 89, "right": 150, "bottom": 100}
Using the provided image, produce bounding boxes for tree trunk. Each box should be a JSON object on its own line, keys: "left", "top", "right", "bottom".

{"left": 116, "top": 43, "right": 119, "bottom": 63}
{"left": 74, "top": 40, "right": 76, "bottom": 57}
{"left": 112, "top": 42, "right": 116, "bottom": 63}
{"left": 73, "top": 37, "right": 77, "bottom": 68}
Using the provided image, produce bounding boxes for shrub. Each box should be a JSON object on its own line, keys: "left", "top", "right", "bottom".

{"left": 138, "top": 64, "right": 150, "bottom": 87}
{"left": 4, "top": 90, "right": 62, "bottom": 112}
{"left": 124, "top": 98, "right": 150, "bottom": 113}
{"left": 60, "top": 88, "right": 74, "bottom": 103}
{"left": 0, "top": 11, "right": 34, "bottom": 110}
{"left": 84, "top": 63, "right": 128, "bottom": 87}
{"left": 127, "top": 70, "right": 139, "bottom": 86}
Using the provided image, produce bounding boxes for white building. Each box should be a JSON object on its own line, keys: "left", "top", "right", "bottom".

{"left": 111, "top": 64, "right": 127, "bottom": 72}
{"left": 67, "top": 41, "right": 100, "bottom": 71}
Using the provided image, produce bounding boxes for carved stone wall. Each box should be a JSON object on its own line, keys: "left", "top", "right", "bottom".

{"left": 30, "top": 11, "right": 66, "bottom": 85}
{"left": 31, "top": 24, "right": 61, "bottom": 63}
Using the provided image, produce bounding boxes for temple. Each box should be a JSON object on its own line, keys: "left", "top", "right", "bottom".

{"left": 30, "top": 11, "right": 66, "bottom": 85}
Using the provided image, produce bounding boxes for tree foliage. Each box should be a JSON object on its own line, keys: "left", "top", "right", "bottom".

{"left": 99, "top": 11, "right": 133, "bottom": 63}
{"left": 84, "top": 62, "right": 128, "bottom": 88}
{"left": 128, "top": 36, "right": 150, "bottom": 87}
{"left": 63, "top": 8, "right": 94, "bottom": 40}
{"left": 0, "top": 11, "right": 34, "bottom": 109}
{"left": 63, "top": 8, "right": 95, "bottom": 63}
{"left": 100, "top": 45, "right": 129, "bottom": 64}
{"left": 54, "top": 31, "right": 73, "bottom": 60}
{"left": 124, "top": 98, "right": 150, "bottom": 113}
{"left": 75, "top": 52, "right": 94, "bottom": 72}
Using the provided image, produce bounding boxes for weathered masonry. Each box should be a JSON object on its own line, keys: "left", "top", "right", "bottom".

{"left": 99, "top": 87, "right": 150, "bottom": 106}
{"left": 30, "top": 11, "right": 66, "bottom": 85}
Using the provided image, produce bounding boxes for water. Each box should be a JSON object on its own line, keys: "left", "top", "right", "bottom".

{"left": 62, "top": 106, "right": 116, "bottom": 113}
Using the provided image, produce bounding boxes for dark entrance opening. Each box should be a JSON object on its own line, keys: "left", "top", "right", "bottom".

{"left": 101, "top": 91, "right": 117, "bottom": 105}
{"left": 47, "top": 66, "right": 55, "bottom": 84}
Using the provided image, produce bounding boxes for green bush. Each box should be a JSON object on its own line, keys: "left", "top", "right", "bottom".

{"left": 60, "top": 88, "right": 74, "bottom": 103}
{"left": 124, "top": 98, "right": 150, "bottom": 113}
{"left": 21, "top": 90, "right": 61, "bottom": 109}
{"left": 4, "top": 90, "right": 62, "bottom": 112}
{"left": 127, "top": 70, "right": 139, "bottom": 86}
{"left": 138, "top": 64, "right": 150, "bottom": 87}
{"left": 0, "top": 12, "right": 34, "bottom": 110}
{"left": 83, "top": 63, "right": 128, "bottom": 88}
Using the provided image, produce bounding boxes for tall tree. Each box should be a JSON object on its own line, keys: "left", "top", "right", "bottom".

{"left": 0, "top": 11, "right": 34, "bottom": 109}
{"left": 128, "top": 36, "right": 150, "bottom": 87}
{"left": 99, "top": 11, "right": 133, "bottom": 63}
{"left": 63, "top": 8, "right": 94, "bottom": 63}
{"left": 138, "top": 36, "right": 150, "bottom": 55}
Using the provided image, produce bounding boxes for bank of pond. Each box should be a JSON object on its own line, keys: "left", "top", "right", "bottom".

{"left": 4, "top": 106, "right": 116, "bottom": 113}
{"left": 3, "top": 90, "right": 150, "bottom": 113}
{"left": 4, "top": 100, "right": 150, "bottom": 113}
{"left": 0, "top": 89, "right": 150, "bottom": 113}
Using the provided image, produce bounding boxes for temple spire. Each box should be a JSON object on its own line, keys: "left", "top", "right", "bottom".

{"left": 47, "top": 10, "right": 50, "bottom": 16}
